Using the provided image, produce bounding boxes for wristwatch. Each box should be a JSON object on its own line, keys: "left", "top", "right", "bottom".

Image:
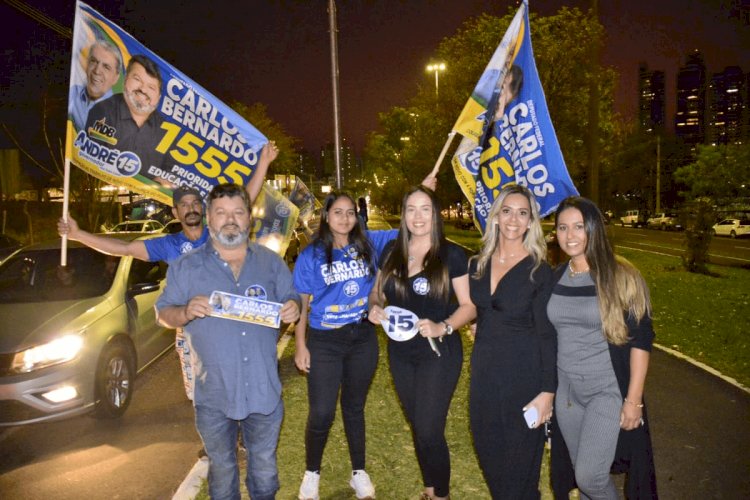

{"left": 441, "top": 320, "right": 454, "bottom": 336}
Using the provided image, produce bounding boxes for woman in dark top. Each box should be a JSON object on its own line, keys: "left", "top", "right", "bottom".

{"left": 368, "top": 186, "right": 475, "bottom": 500}
{"left": 358, "top": 197, "right": 369, "bottom": 229}
{"left": 468, "top": 184, "right": 556, "bottom": 499}
{"left": 548, "top": 196, "right": 657, "bottom": 499}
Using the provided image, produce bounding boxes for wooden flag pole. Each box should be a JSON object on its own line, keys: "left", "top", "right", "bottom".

{"left": 61, "top": 158, "right": 71, "bottom": 266}
{"left": 430, "top": 131, "right": 457, "bottom": 177}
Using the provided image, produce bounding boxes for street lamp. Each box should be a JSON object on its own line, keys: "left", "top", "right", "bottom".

{"left": 426, "top": 63, "right": 446, "bottom": 100}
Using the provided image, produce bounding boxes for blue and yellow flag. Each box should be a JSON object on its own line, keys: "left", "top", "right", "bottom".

{"left": 65, "top": 1, "right": 267, "bottom": 204}
{"left": 65, "top": 1, "right": 298, "bottom": 256}
{"left": 451, "top": 0, "right": 578, "bottom": 232}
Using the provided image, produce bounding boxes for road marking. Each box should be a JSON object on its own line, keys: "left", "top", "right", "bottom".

{"left": 615, "top": 245, "right": 676, "bottom": 257}
{"left": 654, "top": 343, "right": 750, "bottom": 395}
{"left": 616, "top": 245, "right": 750, "bottom": 263}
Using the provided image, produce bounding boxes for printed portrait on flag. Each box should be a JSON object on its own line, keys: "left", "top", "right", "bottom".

{"left": 451, "top": 0, "right": 578, "bottom": 232}
{"left": 66, "top": 1, "right": 268, "bottom": 206}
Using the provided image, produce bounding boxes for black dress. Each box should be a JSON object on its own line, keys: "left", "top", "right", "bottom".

{"left": 469, "top": 256, "right": 556, "bottom": 499}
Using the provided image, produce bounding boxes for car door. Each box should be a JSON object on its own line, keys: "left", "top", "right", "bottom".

{"left": 126, "top": 259, "right": 172, "bottom": 369}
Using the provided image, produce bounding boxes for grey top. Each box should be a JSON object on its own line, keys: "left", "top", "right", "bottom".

{"left": 157, "top": 240, "right": 300, "bottom": 419}
{"left": 547, "top": 270, "right": 614, "bottom": 375}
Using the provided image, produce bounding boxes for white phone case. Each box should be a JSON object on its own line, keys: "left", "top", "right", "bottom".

{"left": 523, "top": 407, "right": 538, "bottom": 428}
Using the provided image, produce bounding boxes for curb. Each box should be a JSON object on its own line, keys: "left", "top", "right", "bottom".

{"left": 171, "top": 328, "right": 295, "bottom": 500}
{"left": 653, "top": 343, "right": 750, "bottom": 395}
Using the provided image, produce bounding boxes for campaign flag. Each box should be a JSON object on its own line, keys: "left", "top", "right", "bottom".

{"left": 251, "top": 184, "right": 300, "bottom": 257}
{"left": 65, "top": 1, "right": 267, "bottom": 205}
{"left": 450, "top": 0, "right": 578, "bottom": 232}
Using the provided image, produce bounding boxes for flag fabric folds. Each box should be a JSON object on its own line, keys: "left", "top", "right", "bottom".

{"left": 66, "top": 1, "right": 267, "bottom": 205}
{"left": 65, "top": 1, "right": 298, "bottom": 256}
{"left": 451, "top": 0, "right": 578, "bottom": 232}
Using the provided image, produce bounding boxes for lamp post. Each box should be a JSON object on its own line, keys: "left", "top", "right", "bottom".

{"left": 426, "top": 63, "right": 446, "bottom": 100}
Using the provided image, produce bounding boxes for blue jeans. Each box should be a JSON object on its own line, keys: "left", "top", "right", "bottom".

{"left": 195, "top": 401, "right": 283, "bottom": 500}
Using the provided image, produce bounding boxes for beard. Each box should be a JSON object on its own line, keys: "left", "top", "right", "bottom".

{"left": 124, "top": 88, "right": 157, "bottom": 115}
{"left": 211, "top": 223, "right": 250, "bottom": 248}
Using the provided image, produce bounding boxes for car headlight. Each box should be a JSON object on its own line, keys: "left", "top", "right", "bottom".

{"left": 10, "top": 335, "right": 84, "bottom": 374}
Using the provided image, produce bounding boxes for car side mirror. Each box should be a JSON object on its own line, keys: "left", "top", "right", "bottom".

{"left": 127, "top": 282, "right": 161, "bottom": 297}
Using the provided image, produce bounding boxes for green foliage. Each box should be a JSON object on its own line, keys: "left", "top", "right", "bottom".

{"left": 678, "top": 199, "right": 716, "bottom": 274}
{"left": 230, "top": 101, "right": 300, "bottom": 175}
{"left": 363, "top": 6, "right": 617, "bottom": 211}
{"left": 674, "top": 143, "right": 750, "bottom": 203}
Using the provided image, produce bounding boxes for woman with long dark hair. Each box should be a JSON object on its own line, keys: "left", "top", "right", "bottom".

{"left": 549, "top": 196, "right": 657, "bottom": 499}
{"left": 367, "top": 186, "right": 475, "bottom": 500}
{"left": 468, "top": 184, "right": 556, "bottom": 498}
{"left": 293, "top": 175, "right": 435, "bottom": 500}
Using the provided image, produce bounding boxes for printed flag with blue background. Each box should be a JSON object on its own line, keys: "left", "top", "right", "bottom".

{"left": 451, "top": 0, "right": 578, "bottom": 232}
{"left": 65, "top": 1, "right": 298, "bottom": 255}
{"left": 66, "top": 1, "right": 267, "bottom": 205}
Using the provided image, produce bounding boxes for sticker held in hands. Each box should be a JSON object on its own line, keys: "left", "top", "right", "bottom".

{"left": 381, "top": 306, "right": 419, "bottom": 342}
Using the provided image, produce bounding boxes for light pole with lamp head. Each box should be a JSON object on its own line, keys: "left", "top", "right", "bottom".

{"left": 426, "top": 63, "right": 446, "bottom": 100}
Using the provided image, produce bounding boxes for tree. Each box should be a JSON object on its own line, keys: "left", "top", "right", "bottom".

{"left": 231, "top": 102, "right": 300, "bottom": 176}
{"left": 363, "top": 7, "right": 618, "bottom": 212}
{"left": 674, "top": 144, "right": 750, "bottom": 204}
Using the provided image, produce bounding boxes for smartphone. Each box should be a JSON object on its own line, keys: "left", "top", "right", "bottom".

{"left": 523, "top": 406, "right": 538, "bottom": 429}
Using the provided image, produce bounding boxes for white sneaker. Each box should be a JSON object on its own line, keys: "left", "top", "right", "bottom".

{"left": 349, "top": 470, "right": 375, "bottom": 499}
{"left": 298, "top": 470, "right": 320, "bottom": 500}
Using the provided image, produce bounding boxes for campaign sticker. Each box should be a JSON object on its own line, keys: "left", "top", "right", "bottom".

{"left": 381, "top": 305, "right": 419, "bottom": 342}
{"left": 209, "top": 290, "right": 282, "bottom": 328}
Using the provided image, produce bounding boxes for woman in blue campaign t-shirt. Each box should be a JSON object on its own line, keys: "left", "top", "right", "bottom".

{"left": 292, "top": 191, "right": 395, "bottom": 499}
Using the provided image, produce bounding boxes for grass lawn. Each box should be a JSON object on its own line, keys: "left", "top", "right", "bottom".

{"left": 192, "top": 220, "right": 747, "bottom": 499}
{"left": 194, "top": 330, "right": 557, "bottom": 499}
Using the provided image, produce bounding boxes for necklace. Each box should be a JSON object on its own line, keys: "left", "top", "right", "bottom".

{"left": 496, "top": 252, "right": 516, "bottom": 264}
{"left": 568, "top": 260, "right": 590, "bottom": 278}
{"left": 408, "top": 255, "right": 415, "bottom": 262}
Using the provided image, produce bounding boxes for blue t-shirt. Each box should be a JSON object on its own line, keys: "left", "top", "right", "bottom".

{"left": 294, "top": 229, "right": 397, "bottom": 329}
{"left": 144, "top": 226, "right": 210, "bottom": 263}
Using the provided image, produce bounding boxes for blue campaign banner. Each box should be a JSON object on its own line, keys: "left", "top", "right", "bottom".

{"left": 66, "top": 1, "right": 267, "bottom": 206}
{"left": 451, "top": 0, "right": 578, "bottom": 232}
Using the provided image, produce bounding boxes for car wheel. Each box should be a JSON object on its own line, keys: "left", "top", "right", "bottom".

{"left": 94, "top": 341, "right": 135, "bottom": 419}
{"left": 730, "top": 230, "right": 736, "bottom": 239}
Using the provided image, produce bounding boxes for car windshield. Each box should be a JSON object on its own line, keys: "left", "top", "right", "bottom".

{"left": 0, "top": 248, "right": 121, "bottom": 303}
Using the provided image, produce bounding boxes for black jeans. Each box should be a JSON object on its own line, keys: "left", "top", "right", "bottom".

{"left": 305, "top": 322, "right": 379, "bottom": 471}
{"left": 388, "top": 333, "right": 463, "bottom": 497}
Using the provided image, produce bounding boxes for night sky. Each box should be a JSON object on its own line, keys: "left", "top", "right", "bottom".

{"left": 1, "top": 0, "right": 748, "bottom": 165}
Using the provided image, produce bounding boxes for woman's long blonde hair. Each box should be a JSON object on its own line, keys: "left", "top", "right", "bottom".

{"left": 470, "top": 184, "right": 547, "bottom": 280}
{"left": 555, "top": 197, "right": 651, "bottom": 345}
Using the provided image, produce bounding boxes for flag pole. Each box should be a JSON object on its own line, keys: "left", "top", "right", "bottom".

{"left": 429, "top": 131, "right": 456, "bottom": 177}
{"left": 60, "top": 158, "right": 71, "bottom": 266}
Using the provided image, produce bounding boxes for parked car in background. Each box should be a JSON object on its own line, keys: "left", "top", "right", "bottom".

{"left": 0, "top": 235, "right": 173, "bottom": 426}
{"left": 711, "top": 218, "right": 750, "bottom": 238}
{"left": 647, "top": 212, "right": 682, "bottom": 231}
{"left": 620, "top": 209, "right": 649, "bottom": 227}
{"left": 161, "top": 219, "right": 182, "bottom": 234}
{"left": 107, "top": 220, "right": 164, "bottom": 233}
{"left": 0, "top": 235, "right": 23, "bottom": 263}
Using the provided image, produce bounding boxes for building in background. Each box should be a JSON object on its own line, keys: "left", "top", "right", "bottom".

{"left": 675, "top": 50, "right": 708, "bottom": 145}
{"left": 638, "top": 63, "right": 666, "bottom": 134}
{"left": 707, "top": 66, "right": 746, "bottom": 145}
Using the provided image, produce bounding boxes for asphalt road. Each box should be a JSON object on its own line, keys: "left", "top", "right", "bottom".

{"left": 647, "top": 348, "right": 749, "bottom": 499}
{"left": 0, "top": 350, "right": 200, "bottom": 500}
{"left": 607, "top": 225, "right": 750, "bottom": 268}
